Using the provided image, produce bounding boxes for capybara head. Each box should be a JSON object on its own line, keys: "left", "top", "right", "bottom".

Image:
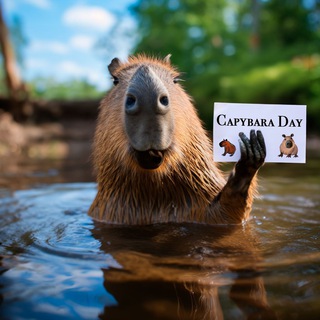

{"left": 94, "top": 54, "right": 208, "bottom": 175}
{"left": 282, "top": 134, "right": 295, "bottom": 149}
{"left": 106, "top": 55, "right": 179, "bottom": 170}
{"left": 219, "top": 139, "right": 228, "bottom": 147}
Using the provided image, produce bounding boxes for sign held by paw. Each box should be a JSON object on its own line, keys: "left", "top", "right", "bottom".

{"left": 213, "top": 103, "right": 306, "bottom": 163}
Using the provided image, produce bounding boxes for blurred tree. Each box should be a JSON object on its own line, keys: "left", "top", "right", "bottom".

{"left": 10, "top": 15, "right": 28, "bottom": 70}
{"left": 260, "top": 0, "right": 316, "bottom": 47}
{"left": 132, "top": 0, "right": 227, "bottom": 75}
{"left": 250, "top": 0, "right": 261, "bottom": 51}
{"left": 0, "top": 0, "right": 29, "bottom": 121}
{"left": 96, "top": 13, "right": 138, "bottom": 66}
{"left": 131, "top": 0, "right": 320, "bottom": 132}
{"left": 29, "top": 77, "right": 104, "bottom": 101}
{"left": 131, "top": 0, "right": 231, "bottom": 122}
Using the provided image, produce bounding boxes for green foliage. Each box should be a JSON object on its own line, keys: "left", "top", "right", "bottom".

{"left": 131, "top": 0, "right": 228, "bottom": 75}
{"left": 219, "top": 56, "right": 320, "bottom": 125}
{"left": 260, "top": 0, "right": 317, "bottom": 46}
{"left": 28, "top": 77, "right": 104, "bottom": 101}
{"left": 131, "top": 0, "right": 320, "bottom": 133}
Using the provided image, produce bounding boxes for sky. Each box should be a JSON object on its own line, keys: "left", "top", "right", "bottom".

{"left": 2, "top": 0, "right": 138, "bottom": 90}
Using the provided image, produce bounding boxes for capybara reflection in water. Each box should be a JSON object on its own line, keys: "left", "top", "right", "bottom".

{"left": 89, "top": 55, "right": 266, "bottom": 224}
{"left": 219, "top": 139, "right": 236, "bottom": 156}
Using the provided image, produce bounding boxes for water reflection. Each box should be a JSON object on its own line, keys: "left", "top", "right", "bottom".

{"left": 0, "top": 155, "right": 319, "bottom": 319}
{"left": 92, "top": 223, "right": 276, "bottom": 320}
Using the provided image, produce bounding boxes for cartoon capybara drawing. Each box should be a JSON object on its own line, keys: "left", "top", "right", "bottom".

{"left": 219, "top": 139, "right": 236, "bottom": 156}
{"left": 279, "top": 133, "right": 298, "bottom": 158}
{"left": 89, "top": 54, "right": 266, "bottom": 225}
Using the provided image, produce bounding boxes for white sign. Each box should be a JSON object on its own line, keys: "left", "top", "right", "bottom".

{"left": 213, "top": 103, "right": 307, "bottom": 163}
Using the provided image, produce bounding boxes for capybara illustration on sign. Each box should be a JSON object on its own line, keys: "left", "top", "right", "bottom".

{"left": 219, "top": 139, "right": 236, "bottom": 156}
{"left": 89, "top": 54, "right": 266, "bottom": 225}
{"left": 279, "top": 134, "right": 298, "bottom": 158}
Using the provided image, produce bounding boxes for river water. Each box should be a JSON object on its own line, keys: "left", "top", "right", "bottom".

{"left": 0, "top": 155, "right": 319, "bottom": 320}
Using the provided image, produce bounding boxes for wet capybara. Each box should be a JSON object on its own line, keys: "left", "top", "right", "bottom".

{"left": 219, "top": 139, "right": 236, "bottom": 156}
{"left": 279, "top": 134, "right": 298, "bottom": 158}
{"left": 89, "top": 54, "right": 266, "bottom": 224}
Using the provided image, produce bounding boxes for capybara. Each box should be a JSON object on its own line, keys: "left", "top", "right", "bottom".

{"left": 279, "top": 133, "right": 298, "bottom": 158}
{"left": 219, "top": 139, "right": 236, "bottom": 156}
{"left": 89, "top": 54, "right": 266, "bottom": 225}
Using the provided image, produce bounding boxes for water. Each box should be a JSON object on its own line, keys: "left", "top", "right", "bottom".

{"left": 0, "top": 157, "right": 320, "bottom": 319}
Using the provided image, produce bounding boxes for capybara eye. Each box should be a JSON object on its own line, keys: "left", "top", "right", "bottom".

{"left": 159, "top": 96, "right": 169, "bottom": 106}
{"left": 173, "top": 77, "right": 181, "bottom": 84}
{"left": 126, "top": 95, "right": 136, "bottom": 108}
{"left": 112, "top": 76, "right": 119, "bottom": 86}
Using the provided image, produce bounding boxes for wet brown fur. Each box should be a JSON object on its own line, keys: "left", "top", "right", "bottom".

{"left": 89, "top": 55, "right": 258, "bottom": 225}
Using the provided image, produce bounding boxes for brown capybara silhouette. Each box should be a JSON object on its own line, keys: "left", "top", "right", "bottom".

{"left": 89, "top": 54, "right": 266, "bottom": 225}
{"left": 93, "top": 223, "right": 276, "bottom": 320}
{"left": 279, "top": 133, "right": 298, "bottom": 158}
{"left": 219, "top": 139, "right": 236, "bottom": 156}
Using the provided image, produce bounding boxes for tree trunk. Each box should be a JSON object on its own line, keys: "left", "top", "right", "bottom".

{"left": 0, "top": 0, "right": 29, "bottom": 121}
{"left": 250, "top": 0, "right": 260, "bottom": 52}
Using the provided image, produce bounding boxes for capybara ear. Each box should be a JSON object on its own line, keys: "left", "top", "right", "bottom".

{"left": 164, "top": 54, "right": 172, "bottom": 64}
{"left": 108, "top": 58, "right": 121, "bottom": 75}
{"left": 282, "top": 134, "right": 286, "bottom": 138}
{"left": 290, "top": 133, "right": 294, "bottom": 137}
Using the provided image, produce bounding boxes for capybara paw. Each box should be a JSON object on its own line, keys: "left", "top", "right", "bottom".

{"left": 238, "top": 130, "right": 266, "bottom": 170}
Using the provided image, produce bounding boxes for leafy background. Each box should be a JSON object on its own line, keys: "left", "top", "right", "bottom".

{"left": 1, "top": 0, "right": 319, "bottom": 132}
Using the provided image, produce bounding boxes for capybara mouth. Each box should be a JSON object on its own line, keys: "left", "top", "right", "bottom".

{"left": 133, "top": 149, "right": 165, "bottom": 170}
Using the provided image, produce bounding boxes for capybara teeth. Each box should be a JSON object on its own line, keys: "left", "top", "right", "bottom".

{"left": 149, "top": 150, "right": 163, "bottom": 158}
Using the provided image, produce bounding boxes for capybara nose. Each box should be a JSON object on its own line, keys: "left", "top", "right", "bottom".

{"left": 125, "top": 94, "right": 139, "bottom": 115}
{"left": 286, "top": 140, "right": 293, "bottom": 148}
{"left": 125, "top": 93, "right": 170, "bottom": 116}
